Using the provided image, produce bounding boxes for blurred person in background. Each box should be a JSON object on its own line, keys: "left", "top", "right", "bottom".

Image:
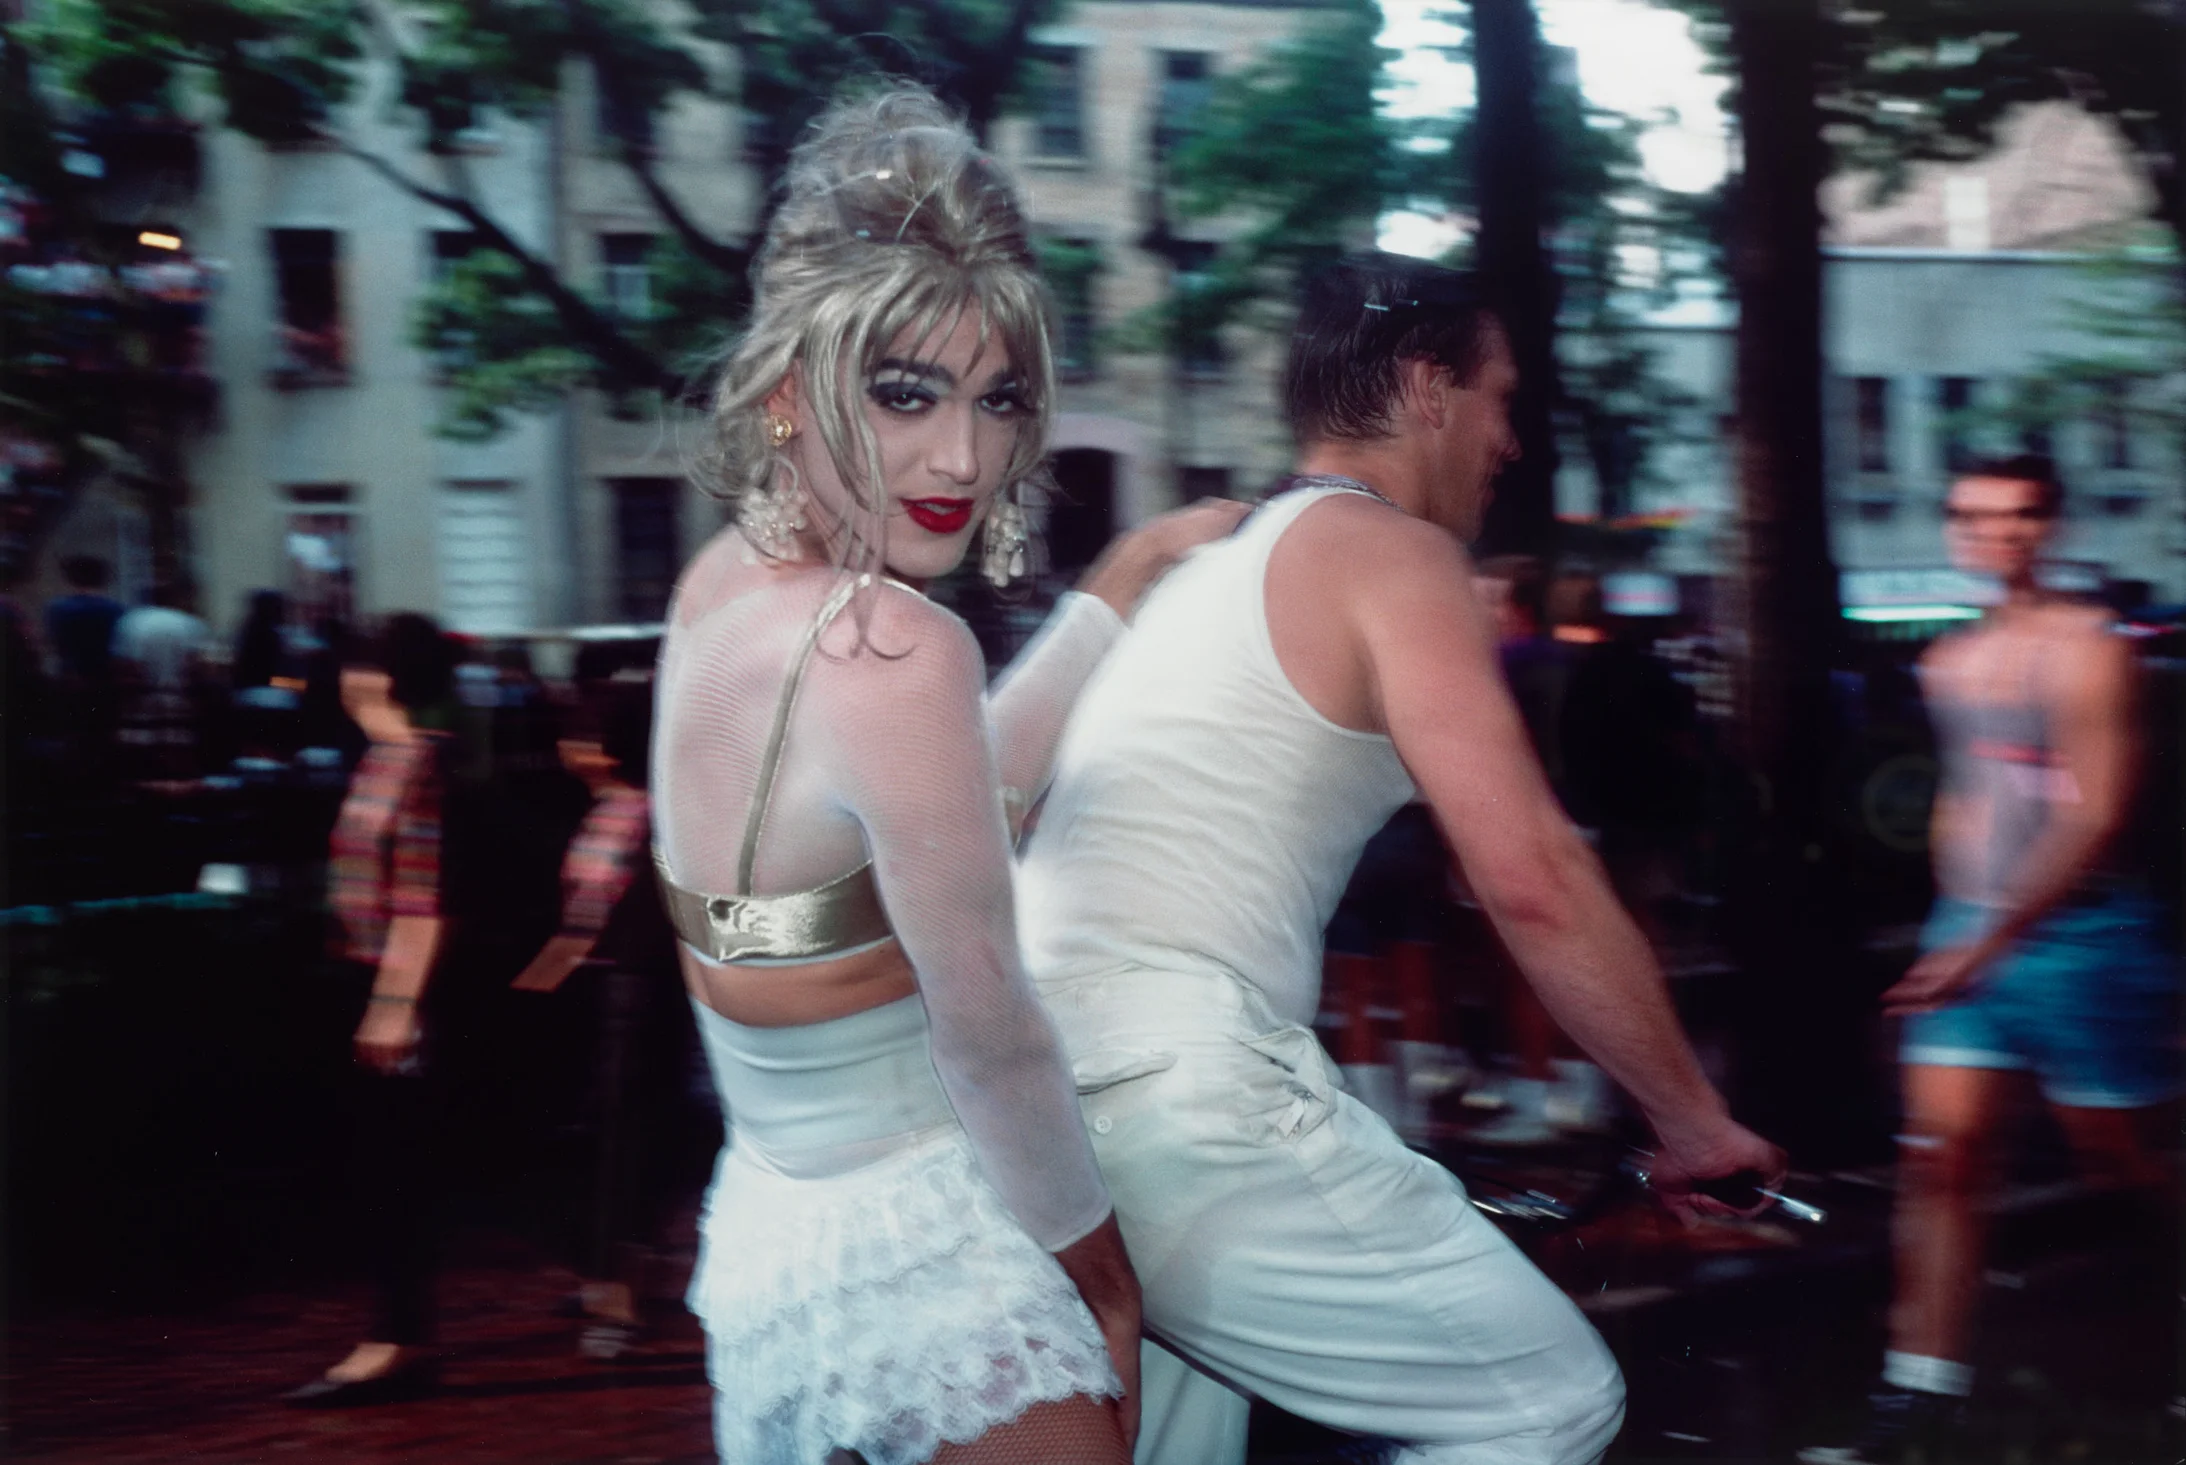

{"left": 1016, "top": 253, "right": 1780, "bottom": 1465}
{"left": 112, "top": 577, "right": 208, "bottom": 690}
{"left": 45, "top": 552, "right": 124, "bottom": 683}
{"left": 651, "top": 88, "right": 1241, "bottom": 1464}
{"left": 285, "top": 613, "right": 457, "bottom": 1406}
{"left": 511, "top": 668, "right": 704, "bottom": 1360}
{"left": 1321, "top": 797, "right": 1455, "bottom": 1142}
{"left": 2, "top": 596, "right": 52, "bottom": 897}
{"left": 1460, "top": 555, "right": 1609, "bottom": 1145}
{"left": 230, "top": 588, "right": 292, "bottom": 694}
{"left": 1801, "top": 455, "right": 2179, "bottom": 1463}
{"left": 1557, "top": 572, "right": 1701, "bottom": 946}
{"left": 296, "top": 616, "right": 368, "bottom": 768}
{"left": 1474, "top": 554, "right": 1571, "bottom": 795}
{"left": 112, "top": 578, "right": 210, "bottom": 780}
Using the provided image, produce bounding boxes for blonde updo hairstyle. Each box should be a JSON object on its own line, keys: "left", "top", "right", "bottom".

{"left": 706, "top": 86, "right": 1056, "bottom": 584}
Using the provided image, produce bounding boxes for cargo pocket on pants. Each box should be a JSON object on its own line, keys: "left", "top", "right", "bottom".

{"left": 1237, "top": 1024, "right": 1339, "bottom": 1144}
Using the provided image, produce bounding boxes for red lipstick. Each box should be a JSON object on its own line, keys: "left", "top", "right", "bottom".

{"left": 903, "top": 498, "right": 975, "bottom": 535}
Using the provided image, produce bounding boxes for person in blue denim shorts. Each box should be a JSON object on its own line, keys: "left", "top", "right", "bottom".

{"left": 1802, "top": 455, "right": 2180, "bottom": 1464}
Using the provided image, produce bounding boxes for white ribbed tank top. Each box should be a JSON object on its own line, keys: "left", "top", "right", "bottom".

{"left": 1018, "top": 484, "right": 1418, "bottom": 1027}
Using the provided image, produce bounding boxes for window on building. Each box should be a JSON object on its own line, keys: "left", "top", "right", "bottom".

{"left": 1853, "top": 377, "right": 1891, "bottom": 474}
{"left": 429, "top": 230, "right": 481, "bottom": 283}
{"left": 596, "top": 72, "right": 654, "bottom": 152}
{"left": 451, "top": 108, "right": 501, "bottom": 153}
{"left": 438, "top": 480, "right": 533, "bottom": 635}
{"left": 1935, "top": 376, "right": 1978, "bottom": 474}
{"left": 270, "top": 228, "right": 345, "bottom": 378}
{"left": 1029, "top": 46, "right": 1087, "bottom": 159}
{"left": 1173, "top": 240, "right": 1224, "bottom": 378}
{"left": 2095, "top": 379, "right": 2133, "bottom": 470}
{"left": 612, "top": 478, "right": 680, "bottom": 622}
{"left": 1155, "top": 51, "right": 1214, "bottom": 158}
{"left": 1180, "top": 465, "right": 1231, "bottom": 501}
{"left": 601, "top": 234, "right": 655, "bottom": 321}
{"left": 1041, "top": 237, "right": 1100, "bottom": 380}
{"left": 282, "top": 496, "right": 356, "bottom": 627}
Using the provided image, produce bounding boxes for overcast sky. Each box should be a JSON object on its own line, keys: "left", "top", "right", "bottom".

{"left": 1377, "top": 0, "right": 1730, "bottom": 255}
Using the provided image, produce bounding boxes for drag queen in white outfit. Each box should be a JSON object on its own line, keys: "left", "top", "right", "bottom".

{"left": 651, "top": 88, "right": 1243, "bottom": 1464}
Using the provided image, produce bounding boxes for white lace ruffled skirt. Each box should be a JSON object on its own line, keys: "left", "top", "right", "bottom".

{"left": 688, "top": 995, "right": 1119, "bottom": 1465}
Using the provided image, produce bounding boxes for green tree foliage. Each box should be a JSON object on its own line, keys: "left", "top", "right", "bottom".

{"left": 17, "top": 0, "right": 1058, "bottom": 440}
{"left": 1972, "top": 246, "right": 2186, "bottom": 467}
{"left": 1824, "top": 2, "right": 2185, "bottom": 466}
{"left": 1449, "top": 57, "right": 1708, "bottom": 525}
{"left": 1671, "top": 0, "right": 2181, "bottom": 274}
{"left": 1151, "top": 0, "right": 1705, "bottom": 525}
{"left": 1827, "top": 0, "right": 2182, "bottom": 263}
{"left": 1136, "top": 0, "right": 1398, "bottom": 360}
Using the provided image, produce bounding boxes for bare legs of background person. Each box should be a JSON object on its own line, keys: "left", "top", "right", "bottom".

{"left": 1891, "top": 1064, "right": 2172, "bottom": 1378}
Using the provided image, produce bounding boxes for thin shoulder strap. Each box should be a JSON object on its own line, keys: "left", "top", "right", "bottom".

{"left": 737, "top": 574, "right": 864, "bottom": 895}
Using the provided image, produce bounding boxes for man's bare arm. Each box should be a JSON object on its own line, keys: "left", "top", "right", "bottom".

{"left": 1343, "top": 515, "right": 1778, "bottom": 1186}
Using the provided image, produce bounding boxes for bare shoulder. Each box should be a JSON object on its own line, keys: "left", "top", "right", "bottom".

{"left": 2041, "top": 601, "right": 2133, "bottom": 693}
{"left": 2041, "top": 600, "right": 2117, "bottom": 645}
{"left": 1919, "top": 624, "right": 1976, "bottom": 677}
{"left": 1277, "top": 493, "right": 1472, "bottom": 605}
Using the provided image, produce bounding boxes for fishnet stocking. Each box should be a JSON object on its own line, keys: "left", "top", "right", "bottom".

{"left": 927, "top": 1393, "right": 1130, "bottom": 1465}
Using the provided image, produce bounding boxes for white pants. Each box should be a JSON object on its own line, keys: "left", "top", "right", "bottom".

{"left": 1044, "top": 965, "right": 1625, "bottom": 1465}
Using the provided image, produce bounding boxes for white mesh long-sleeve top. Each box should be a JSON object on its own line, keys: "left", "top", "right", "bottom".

{"left": 653, "top": 539, "right": 1122, "bottom": 1252}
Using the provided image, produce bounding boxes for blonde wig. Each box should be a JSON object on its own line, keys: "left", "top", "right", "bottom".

{"left": 704, "top": 86, "right": 1057, "bottom": 589}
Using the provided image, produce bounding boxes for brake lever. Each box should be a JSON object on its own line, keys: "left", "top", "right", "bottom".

{"left": 1629, "top": 1161, "right": 1828, "bottom": 1226}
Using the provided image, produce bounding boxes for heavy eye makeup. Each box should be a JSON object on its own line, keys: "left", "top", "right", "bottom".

{"left": 867, "top": 371, "right": 942, "bottom": 414}
{"left": 977, "top": 380, "right": 1031, "bottom": 417}
{"left": 864, "top": 359, "right": 1030, "bottom": 418}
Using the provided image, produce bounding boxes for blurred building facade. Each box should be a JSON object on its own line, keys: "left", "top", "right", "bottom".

{"left": 991, "top": 1, "right": 1343, "bottom": 577}
{"left": 1571, "top": 101, "right": 2185, "bottom": 607}
{"left": 28, "top": 1, "right": 1332, "bottom": 639}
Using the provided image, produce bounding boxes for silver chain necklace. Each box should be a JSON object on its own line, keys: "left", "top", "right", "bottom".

{"left": 1291, "top": 472, "right": 1403, "bottom": 512}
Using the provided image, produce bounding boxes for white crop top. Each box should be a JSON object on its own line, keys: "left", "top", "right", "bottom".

{"left": 653, "top": 533, "right": 1123, "bottom": 1251}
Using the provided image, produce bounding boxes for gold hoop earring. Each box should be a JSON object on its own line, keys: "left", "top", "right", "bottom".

{"left": 766, "top": 413, "right": 795, "bottom": 448}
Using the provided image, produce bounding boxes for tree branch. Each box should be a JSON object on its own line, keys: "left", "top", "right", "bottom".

{"left": 908, "top": 0, "right": 1048, "bottom": 134}
{"left": 334, "top": 138, "right": 675, "bottom": 395}
{"left": 623, "top": 145, "right": 754, "bottom": 283}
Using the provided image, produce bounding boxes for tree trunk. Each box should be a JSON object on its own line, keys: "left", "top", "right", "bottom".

{"left": 1721, "top": 0, "right": 1869, "bottom": 1161}
{"left": 1726, "top": 0, "right": 1839, "bottom": 815}
{"left": 1470, "top": 0, "right": 1560, "bottom": 556}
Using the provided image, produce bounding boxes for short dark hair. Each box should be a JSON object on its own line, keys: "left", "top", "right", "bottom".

{"left": 1959, "top": 453, "right": 2065, "bottom": 518}
{"left": 1283, "top": 254, "right": 1501, "bottom": 444}
{"left": 60, "top": 554, "right": 112, "bottom": 590}
{"left": 347, "top": 612, "right": 455, "bottom": 711}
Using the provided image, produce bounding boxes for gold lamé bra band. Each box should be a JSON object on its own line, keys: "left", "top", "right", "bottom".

{"left": 656, "top": 854, "right": 893, "bottom": 963}
{"left": 658, "top": 573, "right": 899, "bottom": 964}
